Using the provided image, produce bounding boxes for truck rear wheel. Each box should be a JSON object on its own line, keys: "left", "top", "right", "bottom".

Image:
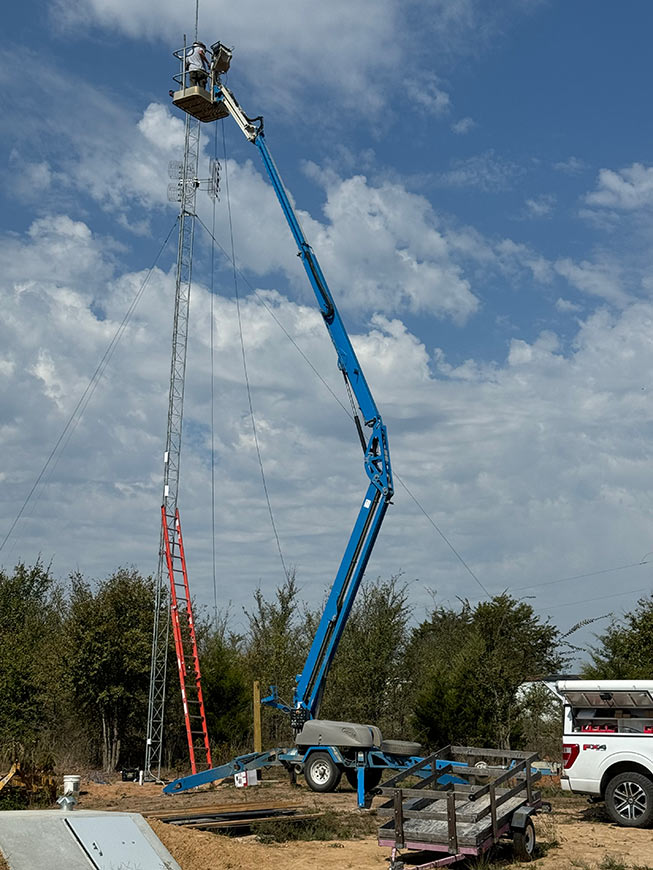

{"left": 605, "top": 771, "right": 653, "bottom": 827}
{"left": 304, "top": 751, "right": 342, "bottom": 793}
{"left": 344, "top": 767, "right": 383, "bottom": 791}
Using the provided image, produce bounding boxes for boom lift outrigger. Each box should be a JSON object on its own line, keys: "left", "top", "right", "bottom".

{"left": 165, "top": 43, "right": 452, "bottom": 805}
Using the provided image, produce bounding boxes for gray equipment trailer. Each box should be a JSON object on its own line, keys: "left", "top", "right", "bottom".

{"left": 376, "top": 746, "right": 547, "bottom": 868}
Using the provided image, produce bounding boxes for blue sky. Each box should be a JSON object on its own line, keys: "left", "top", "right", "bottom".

{"left": 3, "top": 0, "right": 653, "bottom": 660}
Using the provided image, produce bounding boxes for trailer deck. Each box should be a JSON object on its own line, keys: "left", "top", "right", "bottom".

{"left": 376, "top": 745, "right": 543, "bottom": 868}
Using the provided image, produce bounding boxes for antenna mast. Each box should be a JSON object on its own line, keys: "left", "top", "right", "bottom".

{"left": 144, "top": 31, "right": 202, "bottom": 780}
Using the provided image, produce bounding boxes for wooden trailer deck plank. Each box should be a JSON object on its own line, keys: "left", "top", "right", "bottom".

{"left": 379, "top": 794, "right": 528, "bottom": 846}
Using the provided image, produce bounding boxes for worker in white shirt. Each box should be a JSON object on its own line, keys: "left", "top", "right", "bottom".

{"left": 186, "top": 41, "right": 209, "bottom": 89}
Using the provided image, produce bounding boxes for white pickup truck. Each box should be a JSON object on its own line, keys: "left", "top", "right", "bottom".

{"left": 558, "top": 680, "right": 653, "bottom": 827}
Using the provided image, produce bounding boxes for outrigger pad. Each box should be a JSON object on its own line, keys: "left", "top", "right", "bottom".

{"left": 172, "top": 86, "right": 230, "bottom": 123}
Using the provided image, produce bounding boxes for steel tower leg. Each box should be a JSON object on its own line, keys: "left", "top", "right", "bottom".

{"left": 144, "top": 113, "right": 201, "bottom": 781}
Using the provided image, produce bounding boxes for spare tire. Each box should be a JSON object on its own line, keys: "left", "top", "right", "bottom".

{"left": 380, "top": 740, "right": 422, "bottom": 756}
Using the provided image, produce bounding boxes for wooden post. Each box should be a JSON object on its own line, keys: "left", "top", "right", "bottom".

{"left": 447, "top": 791, "right": 458, "bottom": 853}
{"left": 489, "top": 782, "right": 499, "bottom": 842}
{"left": 393, "top": 788, "right": 405, "bottom": 849}
{"left": 525, "top": 761, "right": 533, "bottom": 803}
{"left": 253, "top": 680, "right": 262, "bottom": 752}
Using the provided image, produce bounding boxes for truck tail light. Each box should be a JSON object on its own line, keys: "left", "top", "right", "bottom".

{"left": 562, "top": 743, "right": 579, "bottom": 769}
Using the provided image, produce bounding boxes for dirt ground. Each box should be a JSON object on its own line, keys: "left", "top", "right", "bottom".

{"left": 63, "top": 774, "right": 653, "bottom": 870}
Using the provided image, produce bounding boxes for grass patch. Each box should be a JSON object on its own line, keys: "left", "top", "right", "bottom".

{"left": 540, "top": 782, "right": 568, "bottom": 798}
{"left": 536, "top": 812, "right": 560, "bottom": 849}
{"left": 599, "top": 857, "right": 627, "bottom": 870}
{"left": 252, "top": 808, "right": 377, "bottom": 843}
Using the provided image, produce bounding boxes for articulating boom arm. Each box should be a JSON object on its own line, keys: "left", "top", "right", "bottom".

{"left": 213, "top": 82, "right": 394, "bottom": 722}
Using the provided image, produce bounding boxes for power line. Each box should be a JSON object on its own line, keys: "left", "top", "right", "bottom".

{"left": 209, "top": 123, "right": 219, "bottom": 627}
{"left": 536, "top": 584, "right": 651, "bottom": 613}
{"left": 509, "top": 560, "right": 649, "bottom": 593}
{"left": 219, "top": 124, "right": 289, "bottom": 581}
{"left": 394, "top": 476, "right": 492, "bottom": 597}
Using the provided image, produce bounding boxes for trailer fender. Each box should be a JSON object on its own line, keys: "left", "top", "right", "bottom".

{"left": 510, "top": 804, "right": 539, "bottom": 831}
{"left": 300, "top": 745, "right": 344, "bottom": 766}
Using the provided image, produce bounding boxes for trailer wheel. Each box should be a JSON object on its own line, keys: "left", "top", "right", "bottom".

{"left": 304, "top": 751, "right": 342, "bottom": 792}
{"left": 344, "top": 767, "right": 383, "bottom": 791}
{"left": 605, "top": 771, "right": 653, "bottom": 827}
{"left": 512, "top": 818, "right": 536, "bottom": 862}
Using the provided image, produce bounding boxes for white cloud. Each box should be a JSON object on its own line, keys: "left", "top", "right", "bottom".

{"left": 0, "top": 50, "right": 188, "bottom": 224}
{"left": 553, "top": 156, "right": 587, "bottom": 175}
{"left": 48, "top": 0, "right": 543, "bottom": 120}
{"left": 555, "top": 297, "right": 582, "bottom": 313}
{"left": 585, "top": 163, "right": 653, "bottom": 211}
{"left": 451, "top": 116, "right": 476, "bottom": 134}
{"left": 302, "top": 172, "right": 479, "bottom": 322}
{"left": 405, "top": 76, "right": 451, "bottom": 116}
{"left": 554, "top": 257, "right": 629, "bottom": 306}
{"left": 524, "top": 194, "right": 556, "bottom": 218}
{"left": 4, "top": 207, "right": 653, "bottom": 648}
{"left": 438, "top": 150, "right": 521, "bottom": 191}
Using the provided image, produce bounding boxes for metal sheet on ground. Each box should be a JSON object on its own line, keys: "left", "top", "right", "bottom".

{"left": 66, "top": 815, "right": 174, "bottom": 870}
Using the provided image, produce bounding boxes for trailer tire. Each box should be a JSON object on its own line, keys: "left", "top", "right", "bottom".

{"left": 304, "top": 751, "right": 342, "bottom": 793}
{"left": 605, "top": 771, "right": 653, "bottom": 828}
{"left": 512, "top": 818, "right": 536, "bottom": 862}
{"left": 344, "top": 767, "right": 383, "bottom": 791}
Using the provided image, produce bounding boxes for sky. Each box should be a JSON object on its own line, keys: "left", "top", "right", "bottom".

{"left": 2, "top": 0, "right": 653, "bottom": 664}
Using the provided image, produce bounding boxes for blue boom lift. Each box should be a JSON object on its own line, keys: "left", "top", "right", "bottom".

{"left": 165, "top": 42, "right": 457, "bottom": 806}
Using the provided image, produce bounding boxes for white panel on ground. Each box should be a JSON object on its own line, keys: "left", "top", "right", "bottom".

{"left": 66, "top": 815, "right": 174, "bottom": 869}
{"left": 0, "top": 810, "right": 181, "bottom": 870}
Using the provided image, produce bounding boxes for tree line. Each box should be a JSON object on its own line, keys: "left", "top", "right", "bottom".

{"left": 1, "top": 559, "right": 649, "bottom": 774}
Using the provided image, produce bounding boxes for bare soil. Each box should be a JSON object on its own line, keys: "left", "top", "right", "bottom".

{"left": 35, "top": 775, "right": 653, "bottom": 869}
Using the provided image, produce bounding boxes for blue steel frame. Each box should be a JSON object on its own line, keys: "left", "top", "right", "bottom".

{"left": 216, "top": 85, "right": 394, "bottom": 719}
{"left": 163, "top": 744, "right": 462, "bottom": 806}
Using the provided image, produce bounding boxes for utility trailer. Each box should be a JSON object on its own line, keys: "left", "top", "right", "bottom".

{"left": 376, "top": 746, "right": 546, "bottom": 867}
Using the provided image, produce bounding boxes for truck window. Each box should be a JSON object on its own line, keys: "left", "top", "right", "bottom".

{"left": 569, "top": 705, "right": 653, "bottom": 734}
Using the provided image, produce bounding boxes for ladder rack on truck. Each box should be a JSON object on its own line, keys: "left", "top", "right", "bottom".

{"left": 376, "top": 746, "right": 546, "bottom": 868}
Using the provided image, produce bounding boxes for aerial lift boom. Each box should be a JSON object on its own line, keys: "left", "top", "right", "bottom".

{"left": 164, "top": 45, "right": 455, "bottom": 805}
{"left": 174, "top": 47, "right": 393, "bottom": 727}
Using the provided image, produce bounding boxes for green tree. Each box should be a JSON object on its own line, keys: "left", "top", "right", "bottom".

{"left": 319, "top": 576, "right": 412, "bottom": 737}
{"left": 516, "top": 682, "right": 562, "bottom": 760}
{"left": 410, "top": 594, "right": 564, "bottom": 750}
{"left": 200, "top": 624, "right": 251, "bottom": 758}
{"left": 0, "top": 561, "right": 65, "bottom": 758}
{"left": 66, "top": 568, "right": 154, "bottom": 770}
{"left": 583, "top": 592, "right": 653, "bottom": 678}
{"left": 242, "top": 572, "right": 311, "bottom": 746}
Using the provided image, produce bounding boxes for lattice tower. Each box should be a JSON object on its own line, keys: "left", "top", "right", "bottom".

{"left": 144, "top": 112, "right": 201, "bottom": 781}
